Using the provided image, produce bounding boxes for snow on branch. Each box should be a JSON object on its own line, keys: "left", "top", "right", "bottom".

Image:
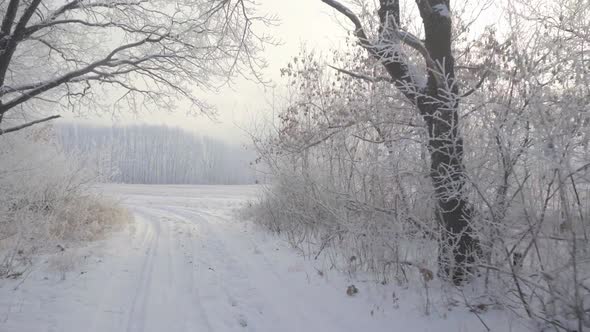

{"left": 321, "top": 0, "right": 371, "bottom": 47}
{"left": 432, "top": 4, "right": 450, "bottom": 18}
{"left": 322, "top": 0, "right": 445, "bottom": 97}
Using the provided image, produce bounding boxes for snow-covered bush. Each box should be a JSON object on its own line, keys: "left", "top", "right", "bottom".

{"left": 0, "top": 126, "right": 130, "bottom": 277}
{"left": 247, "top": 7, "right": 590, "bottom": 328}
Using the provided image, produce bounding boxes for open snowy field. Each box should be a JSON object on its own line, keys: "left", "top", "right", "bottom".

{"left": 0, "top": 185, "right": 528, "bottom": 332}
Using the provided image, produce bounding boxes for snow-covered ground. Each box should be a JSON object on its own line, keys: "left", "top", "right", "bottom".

{"left": 0, "top": 185, "right": 528, "bottom": 332}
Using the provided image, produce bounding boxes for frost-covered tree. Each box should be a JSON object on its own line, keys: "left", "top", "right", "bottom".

{"left": 0, "top": 0, "right": 268, "bottom": 134}
{"left": 250, "top": 0, "right": 590, "bottom": 328}
{"left": 321, "top": 0, "right": 478, "bottom": 283}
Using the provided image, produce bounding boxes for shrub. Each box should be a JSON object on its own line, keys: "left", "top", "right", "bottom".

{"left": 0, "top": 126, "right": 130, "bottom": 277}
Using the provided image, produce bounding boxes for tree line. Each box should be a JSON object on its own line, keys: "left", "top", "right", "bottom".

{"left": 57, "top": 124, "right": 258, "bottom": 185}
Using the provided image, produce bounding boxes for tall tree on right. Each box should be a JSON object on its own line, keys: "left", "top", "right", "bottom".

{"left": 322, "top": 0, "right": 480, "bottom": 284}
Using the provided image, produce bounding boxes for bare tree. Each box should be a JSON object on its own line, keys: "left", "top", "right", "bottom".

{"left": 321, "top": 0, "right": 479, "bottom": 284}
{"left": 0, "top": 0, "right": 269, "bottom": 133}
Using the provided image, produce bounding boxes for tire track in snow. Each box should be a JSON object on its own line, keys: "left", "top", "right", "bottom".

{"left": 125, "top": 212, "right": 159, "bottom": 332}
{"left": 154, "top": 205, "right": 350, "bottom": 332}
{"left": 125, "top": 205, "right": 216, "bottom": 332}
{"left": 140, "top": 205, "right": 258, "bottom": 331}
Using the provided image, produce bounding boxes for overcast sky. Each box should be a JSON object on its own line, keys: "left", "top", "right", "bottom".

{"left": 68, "top": 0, "right": 348, "bottom": 144}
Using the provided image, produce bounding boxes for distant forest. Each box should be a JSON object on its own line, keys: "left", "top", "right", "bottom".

{"left": 56, "top": 124, "right": 258, "bottom": 185}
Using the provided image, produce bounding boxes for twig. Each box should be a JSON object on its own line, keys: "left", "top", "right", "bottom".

{"left": 13, "top": 265, "right": 34, "bottom": 291}
{"left": 459, "top": 288, "right": 491, "bottom": 331}
{"left": 461, "top": 70, "right": 490, "bottom": 98}
{"left": 328, "top": 65, "right": 394, "bottom": 84}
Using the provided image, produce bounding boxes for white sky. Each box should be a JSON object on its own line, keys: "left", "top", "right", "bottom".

{"left": 69, "top": 0, "right": 348, "bottom": 144}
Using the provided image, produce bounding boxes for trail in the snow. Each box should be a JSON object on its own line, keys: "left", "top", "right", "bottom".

{"left": 0, "top": 185, "right": 527, "bottom": 332}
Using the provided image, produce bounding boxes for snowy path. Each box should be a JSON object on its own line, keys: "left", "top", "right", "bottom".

{"left": 0, "top": 185, "right": 526, "bottom": 332}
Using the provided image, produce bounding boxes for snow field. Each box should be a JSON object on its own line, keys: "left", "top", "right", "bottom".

{"left": 0, "top": 185, "right": 528, "bottom": 332}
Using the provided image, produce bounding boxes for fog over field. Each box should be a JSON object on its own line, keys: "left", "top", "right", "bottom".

{"left": 56, "top": 123, "right": 259, "bottom": 185}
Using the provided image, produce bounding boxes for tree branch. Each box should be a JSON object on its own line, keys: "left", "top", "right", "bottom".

{"left": 0, "top": 0, "right": 20, "bottom": 37}
{"left": 0, "top": 34, "right": 166, "bottom": 114}
{"left": 328, "top": 65, "right": 394, "bottom": 83}
{"left": 322, "top": 0, "right": 424, "bottom": 102}
{"left": 0, "top": 0, "right": 266, "bottom": 120}
{"left": 0, "top": 0, "right": 42, "bottom": 86}
{"left": 461, "top": 70, "right": 489, "bottom": 98}
{"left": 321, "top": 0, "right": 370, "bottom": 44}
{"left": 0, "top": 115, "right": 61, "bottom": 135}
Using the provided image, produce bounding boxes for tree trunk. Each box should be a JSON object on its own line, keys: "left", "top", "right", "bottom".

{"left": 420, "top": 98, "right": 478, "bottom": 284}
{"left": 416, "top": 0, "right": 478, "bottom": 284}
{"left": 323, "top": 0, "right": 480, "bottom": 284}
{"left": 382, "top": 0, "right": 480, "bottom": 283}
